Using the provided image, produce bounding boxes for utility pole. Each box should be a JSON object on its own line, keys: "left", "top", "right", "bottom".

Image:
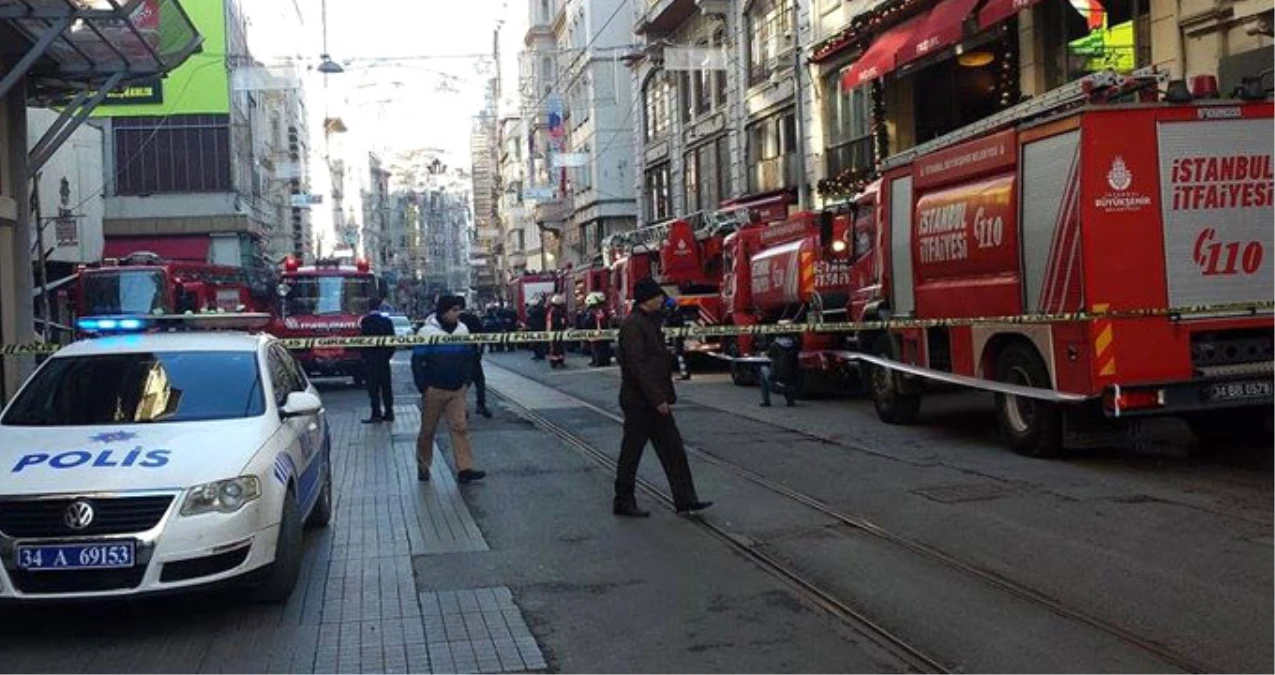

{"left": 791, "top": 0, "right": 809, "bottom": 210}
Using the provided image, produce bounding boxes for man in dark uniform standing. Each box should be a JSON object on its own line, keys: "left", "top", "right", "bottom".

{"left": 458, "top": 303, "right": 493, "bottom": 418}
{"left": 613, "top": 278, "right": 712, "bottom": 518}
{"left": 359, "top": 296, "right": 396, "bottom": 423}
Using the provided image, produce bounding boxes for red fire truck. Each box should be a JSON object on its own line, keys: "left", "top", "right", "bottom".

{"left": 75, "top": 251, "right": 273, "bottom": 321}
{"left": 270, "top": 257, "right": 386, "bottom": 384}
{"left": 605, "top": 212, "right": 746, "bottom": 351}
{"left": 717, "top": 209, "right": 855, "bottom": 391}
{"left": 845, "top": 69, "right": 1273, "bottom": 456}
{"left": 507, "top": 272, "right": 559, "bottom": 328}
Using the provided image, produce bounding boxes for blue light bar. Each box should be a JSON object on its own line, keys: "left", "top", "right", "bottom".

{"left": 77, "top": 316, "right": 151, "bottom": 333}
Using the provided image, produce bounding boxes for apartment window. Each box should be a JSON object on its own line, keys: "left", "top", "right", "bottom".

{"left": 746, "top": 109, "right": 798, "bottom": 193}
{"left": 643, "top": 72, "right": 671, "bottom": 142}
{"left": 684, "top": 150, "right": 699, "bottom": 213}
{"left": 823, "top": 73, "right": 872, "bottom": 178}
{"left": 713, "top": 30, "right": 728, "bottom": 107}
{"left": 541, "top": 56, "right": 554, "bottom": 95}
{"left": 747, "top": 0, "right": 793, "bottom": 87}
{"left": 684, "top": 137, "right": 728, "bottom": 214}
{"left": 113, "top": 114, "right": 231, "bottom": 195}
{"left": 644, "top": 162, "right": 671, "bottom": 222}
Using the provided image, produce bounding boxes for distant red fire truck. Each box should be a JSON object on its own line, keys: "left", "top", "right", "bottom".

{"left": 269, "top": 257, "right": 386, "bottom": 385}
{"left": 75, "top": 251, "right": 272, "bottom": 321}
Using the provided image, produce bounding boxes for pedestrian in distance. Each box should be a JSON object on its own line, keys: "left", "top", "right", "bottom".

{"left": 613, "top": 277, "right": 712, "bottom": 518}
{"left": 662, "top": 296, "right": 691, "bottom": 380}
{"left": 759, "top": 334, "right": 799, "bottom": 408}
{"left": 458, "top": 304, "right": 493, "bottom": 418}
{"left": 359, "top": 296, "right": 396, "bottom": 424}
{"left": 411, "top": 294, "right": 486, "bottom": 484}
{"left": 546, "top": 294, "right": 569, "bottom": 368}
{"left": 527, "top": 295, "right": 547, "bottom": 361}
{"left": 584, "top": 292, "right": 611, "bottom": 367}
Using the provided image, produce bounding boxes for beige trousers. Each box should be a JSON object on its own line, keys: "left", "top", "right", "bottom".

{"left": 416, "top": 387, "right": 475, "bottom": 473}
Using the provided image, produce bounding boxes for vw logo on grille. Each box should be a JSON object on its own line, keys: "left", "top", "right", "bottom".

{"left": 64, "top": 500, "right": 95, "bottom": 530}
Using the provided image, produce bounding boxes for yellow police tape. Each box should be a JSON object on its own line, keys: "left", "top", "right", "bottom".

{"left": 2, "top": 300, "right": 1271, "bottom": 356}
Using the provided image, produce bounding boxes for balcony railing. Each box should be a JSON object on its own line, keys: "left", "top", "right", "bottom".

{"left": 748, "top": 153, "right": 800, "bottom": 194}
{"left": 824, "top": 137, "right": 874, "bottom": 179}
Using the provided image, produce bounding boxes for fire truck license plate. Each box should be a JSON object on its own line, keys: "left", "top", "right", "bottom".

{"left": 1205, "top": 380, "right": 1273, "bottom": 402}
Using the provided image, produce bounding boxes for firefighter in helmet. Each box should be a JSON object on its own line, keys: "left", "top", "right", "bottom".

{"left": 584, "top": 292, "right": 612, "bottom": 367}
{"left": 546, "top": 294, "right": 569, "bottom": 368}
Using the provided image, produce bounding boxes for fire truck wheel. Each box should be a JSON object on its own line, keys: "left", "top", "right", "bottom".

{"left": 868, "top": 334, "right": 921, "bottom": 425}
{"left": 994, "top": 344, "right": 1062, "bottom": 458}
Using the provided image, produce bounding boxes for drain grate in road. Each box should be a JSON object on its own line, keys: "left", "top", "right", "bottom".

{"left": 913, "top": 483, "right": 1015, "bottom": 504}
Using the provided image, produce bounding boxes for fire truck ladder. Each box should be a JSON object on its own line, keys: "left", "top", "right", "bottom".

{"left": 880, "top": 68, "right": 1168, "bottom": 171}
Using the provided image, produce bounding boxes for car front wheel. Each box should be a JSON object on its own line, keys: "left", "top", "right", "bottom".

{"left": 250, "top": 488, "right": 303, "bottom": 603}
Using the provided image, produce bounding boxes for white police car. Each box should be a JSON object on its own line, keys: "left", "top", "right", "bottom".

{"left": 0, "top": 327, "right": 332, "bottom": 602}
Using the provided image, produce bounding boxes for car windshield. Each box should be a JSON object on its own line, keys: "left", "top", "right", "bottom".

{"left": 283, "top": 275, "right": 377, "bottom": 316}
{"left": 1, "top": 351, "right": 265, "bottom": 426}
{"left": 81, "top": 270, "right": 167, "bottom": 315}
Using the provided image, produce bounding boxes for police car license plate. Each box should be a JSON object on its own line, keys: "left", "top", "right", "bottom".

{"left": 1205, "top": 379, "right": 1273, "bottom": 402}
{"left": 16, "top": 542, "right": 135, "bottom": 571}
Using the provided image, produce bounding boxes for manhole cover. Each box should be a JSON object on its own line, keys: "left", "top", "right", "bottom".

{"left": 913, "top": 483, "right": 1014, "bottom": 503}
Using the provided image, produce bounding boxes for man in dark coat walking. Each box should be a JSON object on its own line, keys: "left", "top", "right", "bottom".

{"left": 359, "top": 296, "right": 396, "bottom": 423}
{"left": 613, "top": 278, "right": 712, "bottom": 518}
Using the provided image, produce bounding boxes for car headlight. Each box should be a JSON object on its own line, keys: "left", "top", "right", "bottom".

{"left": 181, "top": 476, "right": 262, "bottom": 515}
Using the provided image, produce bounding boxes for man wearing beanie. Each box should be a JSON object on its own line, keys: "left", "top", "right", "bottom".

{"left": 411, "top": 294, "right": 486, "bottom": 484}
{"left": 613, "top": 277, "right": 711, "bottom": 518}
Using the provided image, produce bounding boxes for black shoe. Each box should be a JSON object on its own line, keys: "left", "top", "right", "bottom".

{"left": 477, "top": 406, "right": 492, "bottom": 418}
{"left": 676, "top": 500, "right": 713, "bottom": 514}
{"left": 759, "top": 402, "right": 771, "bottom": 407}
{"left": 613, "top": 503, "right": 650, "bottom": 518}
{"left": 679, "top": 374, "right": 691, "bottom": 381}
{"left": 383, "top": 414, "right": 396, "bottom": 422}
{"left": 457, "top": 469, "right": 486, "bottom": 484}
{"left": 362, "top": 415, "right": 384, "bottom": 424}
{"left": 417, "top": 467, "right": 430, "bottom": 482}
{"left": 785, "top": 401, "right": 796, "bottom": 407}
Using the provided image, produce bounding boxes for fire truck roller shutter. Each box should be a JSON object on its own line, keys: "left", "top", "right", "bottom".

{"left": 1021, "top": 129, "right": 1083, "bottom": 314}
{"left": 889, "top": 175, "right": 916, "bottom": 316}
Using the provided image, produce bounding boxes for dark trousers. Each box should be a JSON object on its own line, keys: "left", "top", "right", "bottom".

{"left": 470, "top": 354, "right": 487, "bottom": 407}
{"left": 364, "top": 359, "right": 393, "bottom": 416}
{"left": 615, "top": 400, "right": 699, "bottom": 509}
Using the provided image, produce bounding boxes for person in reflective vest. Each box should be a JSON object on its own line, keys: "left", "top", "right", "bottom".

{"left": 585, "top": 292, "right": 611, "bottom": 367}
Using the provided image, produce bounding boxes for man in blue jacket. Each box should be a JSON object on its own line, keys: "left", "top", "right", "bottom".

{"left": 411, "top": 294, "right": 486, "bottom": 484}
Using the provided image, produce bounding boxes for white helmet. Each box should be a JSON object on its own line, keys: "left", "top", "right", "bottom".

{"left": 550, "top": 294, "right": 566, "bottom": 305}
{"left": 585, "top": 291, "right": 605, "bottom": 306}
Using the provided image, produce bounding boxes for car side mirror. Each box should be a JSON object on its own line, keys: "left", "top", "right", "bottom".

{"left": 280, "top": 391, "right": 323, "bottom": 418}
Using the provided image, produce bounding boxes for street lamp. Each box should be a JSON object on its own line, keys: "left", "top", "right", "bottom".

{"left": 317, "top": 0, "right": 343, "bottom": 74}
{"left": 318, "top": 54, "right": 344, "bottom": 74}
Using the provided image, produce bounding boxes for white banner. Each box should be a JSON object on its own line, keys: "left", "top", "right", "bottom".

{"left": 523, "top": 186, "right": 555, "bottom": 201}
{"left": 291, "top": 193, "right": 323, "bottom": 208}
{"left": 551, "top": 153, "right": 589, "bottom": 168}
{"left": 663, "top": 47, "right": 727, "bottom": 71}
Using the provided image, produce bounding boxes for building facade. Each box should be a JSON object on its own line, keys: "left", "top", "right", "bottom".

{"left": 470, "top": 102, "right": 502, "bottom": 300}
{"left": 95, "top": 0, "right": 287, "bottom": 271}
{"left": 556, "top": 0, "right": 639, "bottom": 266}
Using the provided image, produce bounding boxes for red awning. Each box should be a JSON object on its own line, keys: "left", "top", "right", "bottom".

{"left": 103, "top": 236, "right": 211, "bottom": 263}
{"left": 897, "top": 0, "right": 984, "bottom": 66}
{"left": 840, "top": 15, "right": 925, "bottom": 90}
{"left": 978, "top": 0, "right": 1048, "bottom": 30}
